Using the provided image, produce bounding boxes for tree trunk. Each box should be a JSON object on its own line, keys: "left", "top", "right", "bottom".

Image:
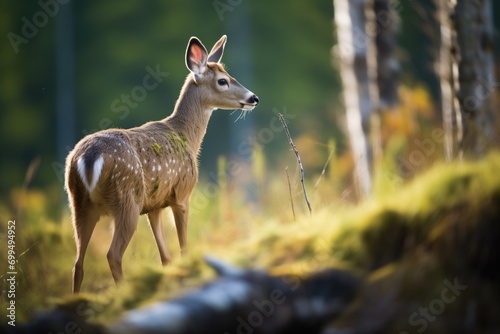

{"left": 437, "top": 0, "right": 459, "bottom": 161}
{"left": 365, "top": 0, "right": 399, "bottom": 168}
{"left": 333, "top": 0, "right": 372, "bottom": 197}
{"left": 366, "top": 0, "right": 399, "bottom": 110}
{"left": 453, "top": 0, "right": 495, "bottom": 158}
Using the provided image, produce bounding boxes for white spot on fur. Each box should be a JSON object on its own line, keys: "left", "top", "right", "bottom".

{"left": 77, "top": 155, "right": 104, "bottom": 193}
{"left": 158, "top": 165, "right": 162, "bottom": 171}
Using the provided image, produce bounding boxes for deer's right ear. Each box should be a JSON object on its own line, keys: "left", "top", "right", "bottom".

{"left": 186, "top": 37, "right": 208, "bottom": 83}
{"left": 207, "top": 35, "right": 227, "bottom": 63}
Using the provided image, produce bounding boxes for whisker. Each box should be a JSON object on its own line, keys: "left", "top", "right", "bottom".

{"left": 234, "top": 110, "right": 244, "bottom": 122}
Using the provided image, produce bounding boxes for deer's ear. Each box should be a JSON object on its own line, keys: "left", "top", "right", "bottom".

{"left": 186, "top": 37, "right": 208, "bottom": 82}
{"left": 207, "top": 35, "right": 227, "bottom": 63}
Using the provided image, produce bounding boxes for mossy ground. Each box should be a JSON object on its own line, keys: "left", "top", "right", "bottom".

{"left": 2, "top": 153, "right": 500, "bottom": 331}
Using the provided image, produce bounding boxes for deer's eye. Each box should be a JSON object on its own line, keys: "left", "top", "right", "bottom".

{"left": 217, "top": 79, "right": 228, "bottom": 86}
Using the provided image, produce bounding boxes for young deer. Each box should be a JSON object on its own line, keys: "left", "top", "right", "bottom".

{"left": 65, "top": 35, "right": 259, "bottom": 293}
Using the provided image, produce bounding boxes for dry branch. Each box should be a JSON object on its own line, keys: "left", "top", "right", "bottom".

{"left": 314, "top": 148, "right": 335, "bottom": 193}
{"left": 279, "top": 113, "right": 312, "bottom": 215}
{"left": 285, "top": 166, "right": 296, "bottom": 221}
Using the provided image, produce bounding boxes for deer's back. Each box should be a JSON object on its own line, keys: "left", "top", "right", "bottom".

{"left": 66, "top": 122, "right": 198, "bottom": 215}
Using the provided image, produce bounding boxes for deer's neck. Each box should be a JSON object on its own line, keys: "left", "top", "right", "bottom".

{"left": 166, "top": 76, "right": 213, "bottom": 155}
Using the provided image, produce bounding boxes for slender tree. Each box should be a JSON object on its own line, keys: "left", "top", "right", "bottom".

{"left": 436, "top": 0, "right": 459, "bottom": 161}
{"left": 365, "top": 0, "right": 399, "bottom": 165}
{"left": 333, "top": 0, "right": 373, "bottom": 196}
{"left": 452, "top": 0, "right": 495, "bottom": 158}
{"left": 366, "top": 0, "right": 399, "bottom": 110}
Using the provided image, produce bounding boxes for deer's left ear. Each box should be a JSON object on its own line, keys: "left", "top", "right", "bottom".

{"left": 186, "top": 37, "right": 208, "bottom": 83}
{"left": 207, "top": 35, "right": 227, "bottom": 63}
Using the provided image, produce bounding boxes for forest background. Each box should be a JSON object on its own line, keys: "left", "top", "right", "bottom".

{"left": 4, "top": 0, "right": 500, "bottom": 216}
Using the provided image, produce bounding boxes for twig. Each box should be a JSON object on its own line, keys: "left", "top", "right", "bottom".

{"left": 285, "top": 167, "right": 296, "bottom": 221}
{"left": 313, "top": 148, "right": 335, "bottom": 193}
{"left": 278, "top": 114, "right": 312, "bottom": 215}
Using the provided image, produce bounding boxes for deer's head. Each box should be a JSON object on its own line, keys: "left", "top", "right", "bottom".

{"left": 185, "top": 35, "right": 259, "bottom": 113}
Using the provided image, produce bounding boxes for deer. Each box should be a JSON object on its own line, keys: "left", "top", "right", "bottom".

{"left": 64, "top": 35, "right": 259, "bottom": 293}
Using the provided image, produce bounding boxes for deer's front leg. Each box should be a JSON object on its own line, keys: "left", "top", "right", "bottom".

{"left": 172, "top": 199, "right": 189, "bottom": 256}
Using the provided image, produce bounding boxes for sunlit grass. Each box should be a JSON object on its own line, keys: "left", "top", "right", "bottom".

{"left": 3, "top": 150, "right": 500, "bottom": 324}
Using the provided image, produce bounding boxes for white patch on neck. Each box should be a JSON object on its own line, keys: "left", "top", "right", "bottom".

{"left": 77, "top": 155, "right": 104, "bottom": 193}
{"left": 205, "top": 108, "right": 215, "bottom": 117}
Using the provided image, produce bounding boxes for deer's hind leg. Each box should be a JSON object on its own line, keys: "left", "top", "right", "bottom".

{"left": 107, "top": 199, "right": 140, "bottom": 284}
{"left": 71, "top": 200, "right": 100, "bottom": 293}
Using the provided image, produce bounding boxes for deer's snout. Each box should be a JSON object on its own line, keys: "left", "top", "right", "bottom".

{"left": 248, "top": 94, "right": 259, "bottom": 105}
{"left": 239, "top": 93, "right": 259, "bottom": 111}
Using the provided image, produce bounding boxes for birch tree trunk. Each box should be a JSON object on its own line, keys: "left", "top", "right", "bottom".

{"left": 453, "top": 0, "right": 495, "bottom": 158}
{"left": 437, "top": 0, "right": 459, "bottom": 161}
{"left": 334, "top": 0, "right": 372, "bottom": 196}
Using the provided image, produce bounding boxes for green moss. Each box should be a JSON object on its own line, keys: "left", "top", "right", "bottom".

{"left": 179, "top": 133, "right": 188, "bottom": 145}
{"left": 152, "top": 142, "right": 162, "bottom": 154}
{"left": 167, "top": 132, "right": 189, "bottom": 152}
{"left": 153, "top": 178, "right": 159, "bottom": 193}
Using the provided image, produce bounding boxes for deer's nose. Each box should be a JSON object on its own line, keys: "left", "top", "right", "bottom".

{"left": 248, "top": 94, "right": 259, "bottom": 105}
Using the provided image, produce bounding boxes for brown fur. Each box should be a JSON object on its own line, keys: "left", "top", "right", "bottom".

{"left": 65, "top": 35, "right": 258, "bottom": 293}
